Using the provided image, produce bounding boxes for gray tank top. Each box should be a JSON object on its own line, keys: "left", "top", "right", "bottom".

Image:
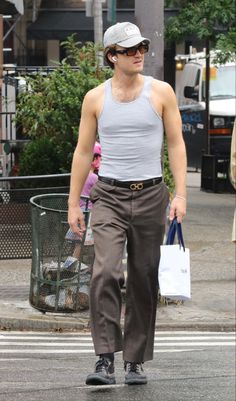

{"left": 98, "top": 76, "right": 163, "bottom": 181}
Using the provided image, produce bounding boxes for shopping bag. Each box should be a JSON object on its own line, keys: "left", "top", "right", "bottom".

{"left": 158, "top": 218, "right": 191, "bottom": 300}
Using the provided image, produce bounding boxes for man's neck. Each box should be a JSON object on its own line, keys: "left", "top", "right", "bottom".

{"left": 112, "top": 72, "right": 143, "bottom": 89}
{"left": 111, "top": 74, "right": 145, "bottom": 103}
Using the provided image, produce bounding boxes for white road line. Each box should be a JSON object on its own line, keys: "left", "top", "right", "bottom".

{"left": 0, "top": 348, "right": 201, "bottom": 354}
{"left": 0, "top": 341, "right": 235, "bottom": 347}
{"left": 154, "top": 349, "right": 203, "bottom": 353}
{"left": 0, "top": 349, "right": 94, "bottom": 354}
{"left": 0, "top": 332, "right": 92, "bottom": 337}
{"left": 0, "top": 334, "right": 236, "bottom": 341}
{"left": 0, "top": 331, "right": 234, "bottom": 357}
{"left": 0, "top": 358, "right": 30, "bottom": 361}
{"left": 1, "top": 331, "right": 235, "bottom": 336}
{"left": 0, "top": 336, "right": 93, "bottom": 341}
{"left": 0, "top": 342, "right": 94, "bottom": 346}
{"left": 156, "top": 336, "right": 236, "bottom": 341}
{"left": 76, "top": 383, "right": 126, "bottom": 389}
{"left": 155, "top": 342, "right": 235, "bottom": 346}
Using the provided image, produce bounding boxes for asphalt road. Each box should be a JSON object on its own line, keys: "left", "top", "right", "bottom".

{"left": 0, "top": 330, "right": 235, "bottom": 401}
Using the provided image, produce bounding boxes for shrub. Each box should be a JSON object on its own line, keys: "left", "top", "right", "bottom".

{"left": 15, "top": 38, "right": 112, "bottom": 177}
{"left": 18, "top": 137, "right": 60, "bottom": 176}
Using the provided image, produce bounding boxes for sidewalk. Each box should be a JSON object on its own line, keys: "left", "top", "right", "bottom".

{"left": 0, "top": 172, "right": 235, "bottom": 332}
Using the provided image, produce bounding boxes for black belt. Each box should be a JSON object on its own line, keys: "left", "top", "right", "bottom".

{"left": 98, "top": 176, "right": 162, "bottom": 191}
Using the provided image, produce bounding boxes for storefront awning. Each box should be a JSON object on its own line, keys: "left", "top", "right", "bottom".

{"left": 27, "top": 10, "right": 135, "bottom": 41}
{"left": 0, "top": 0, "right": 24, "bottom": 15}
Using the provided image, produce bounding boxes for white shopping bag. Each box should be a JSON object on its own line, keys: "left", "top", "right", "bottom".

{"left": 84, "top": 213, "right": 94, "bottom": 245}
{"left": 158, "top": 218, "right": 191, "bottom": 300}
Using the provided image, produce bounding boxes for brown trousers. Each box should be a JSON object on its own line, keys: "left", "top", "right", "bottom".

{"left": 89, "top": 180, "right": 169, "bottom": 362}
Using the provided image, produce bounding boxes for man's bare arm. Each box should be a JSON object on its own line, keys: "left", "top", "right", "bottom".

{"left": 68, "top": 90, "right": 98, "bottom": 235}
{"left": 161, "top": 82, "right": 187, "bottom": 222}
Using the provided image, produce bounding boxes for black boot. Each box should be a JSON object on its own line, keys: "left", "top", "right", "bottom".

{"left": 124, "top": 361, "right": 147, "bottom": 385}
{"left": 86, "top": 355, "right": 115, "bottom": 385}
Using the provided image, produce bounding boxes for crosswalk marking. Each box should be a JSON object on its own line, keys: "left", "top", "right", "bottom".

{"left": 0, "top": 330, "right": 234, "bottom": 337}
{"left": 0, "top": 331, "right": 234, "bottom": 356}
{"left": 0, "top": 335, "right": 234, "bottom": 341}
{"left": 0, "top": 349, "right": 202, "bottom": 354}
{"left": 0, "top": 341, "right": 235, "bottom": 347}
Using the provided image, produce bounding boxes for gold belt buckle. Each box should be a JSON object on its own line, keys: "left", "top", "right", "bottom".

{"left": 130, "top": 182, "right": 144, "bottom": 191}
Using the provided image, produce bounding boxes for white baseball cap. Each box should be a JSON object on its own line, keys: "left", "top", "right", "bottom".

{"left": 103, "top": 22, "right": 150, "bottom": 48}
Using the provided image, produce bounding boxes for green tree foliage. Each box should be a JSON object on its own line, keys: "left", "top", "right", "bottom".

{"left": 214, "top": 30, "right": 236, "bottom": 64}
{"left": 165, "top": 0, "right": 235, "bottom": 62}
{"left": 16, "top": 38, "right": 112, "bottom": 176}
{"left": 18, "top": 137, "right": 60, "bottom": 175}
{"left": 164, "top": 0, "right": 188, "bottom": 7}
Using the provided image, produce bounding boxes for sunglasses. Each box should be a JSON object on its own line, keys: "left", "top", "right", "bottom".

{"left": 114, "top": 42, "right": 149, "bottom": 57}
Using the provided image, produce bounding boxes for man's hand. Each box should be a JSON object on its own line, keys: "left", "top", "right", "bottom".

{"left": 169, "top": 196, "right": 186, "bottom": 223}
{"left": 68, "top": 204, "right": 86, "bottom": 238}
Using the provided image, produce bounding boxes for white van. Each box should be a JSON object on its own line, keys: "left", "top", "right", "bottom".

{"left": 175, "top": 51, "right": 236, "bottom": 171}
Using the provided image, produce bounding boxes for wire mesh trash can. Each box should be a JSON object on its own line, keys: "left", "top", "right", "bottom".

{"left": 29, "top": 193, "right": 94, "bottom": 313}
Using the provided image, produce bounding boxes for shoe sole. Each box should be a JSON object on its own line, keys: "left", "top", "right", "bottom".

{"left": 86, "top": 374, "right": 116, "bottom": 386}
{"left": 125, "top": 378, "right": 147, "bottom": 385}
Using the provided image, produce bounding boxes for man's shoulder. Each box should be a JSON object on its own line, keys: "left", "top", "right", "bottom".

{"left": 149, "top": 77, "right": 177, "bottom": 112}
{"left": 83, "top": 82, "right": 106, "bottom": 115}
{"left": 151, "top": 78, "right": 173, "bottom": 93}
{"left": 151, "top": 79, "right": 176, "bottom": 105}
{"left": 85, "top": 82, "right": 106, "bottom": 101}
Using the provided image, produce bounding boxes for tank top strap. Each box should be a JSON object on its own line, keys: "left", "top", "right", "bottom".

{"left": 104, "top": 78, "right": 113, "bottom": 100}
{"left": 142, "top": 76, "right": 153, "bottom": 99}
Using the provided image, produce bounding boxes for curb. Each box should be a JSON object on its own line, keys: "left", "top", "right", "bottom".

{"left": 0, "top": 316, "right": 235, "bottom": 332}
{"left": 0, "top": 316, "right": 90, "bottom": 332}
{"left": 155, "top": 321, "right": 236, "bottom": 332}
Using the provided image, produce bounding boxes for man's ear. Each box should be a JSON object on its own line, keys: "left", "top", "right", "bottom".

{"left": 107, "top": 49, "right": 117, "bottom": 63}
{"left": 107, "top": 51, "right": 116, "bottom": 64}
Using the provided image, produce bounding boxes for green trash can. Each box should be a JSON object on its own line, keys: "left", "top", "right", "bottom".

{"left": 29, "top": 193, "right": 94, "bottom": 313}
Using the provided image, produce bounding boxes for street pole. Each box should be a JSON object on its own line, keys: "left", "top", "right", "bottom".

{"left": 0, "top": 14, "right": 3, "bottom": 80}
{"left": 135, "top": 0, "right": 164, "bottom": 79}
{"left": 93, "top": 0, "right": 103, "bottom": 66}
{"left": 107, "top": 0, "right": 116, "bottom": 24}
{"left": 205, "top": 38, "right": 210, "bottom": 155}
{"left": 0, "top": 14, "right": 3, "bottom": 159}
{"left": 93, "top": 0, "right": 103, "bottom": 45}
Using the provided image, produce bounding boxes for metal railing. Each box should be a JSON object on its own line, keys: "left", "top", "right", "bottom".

{"left": 0, "top": 173, "right": 70, "bottom": 259}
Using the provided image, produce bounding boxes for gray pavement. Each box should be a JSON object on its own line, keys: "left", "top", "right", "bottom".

{"left": 0, "top": 172, "right": 235, "bottom": 332}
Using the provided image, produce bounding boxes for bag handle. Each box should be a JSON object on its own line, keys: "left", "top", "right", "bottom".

{"left": 166, "top": 217, "right": 185, "bottom": 251}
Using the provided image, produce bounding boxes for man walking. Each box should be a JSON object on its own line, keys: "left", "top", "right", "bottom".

{"left": 68, "top": 22, "right": 187, "bottom": 386}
